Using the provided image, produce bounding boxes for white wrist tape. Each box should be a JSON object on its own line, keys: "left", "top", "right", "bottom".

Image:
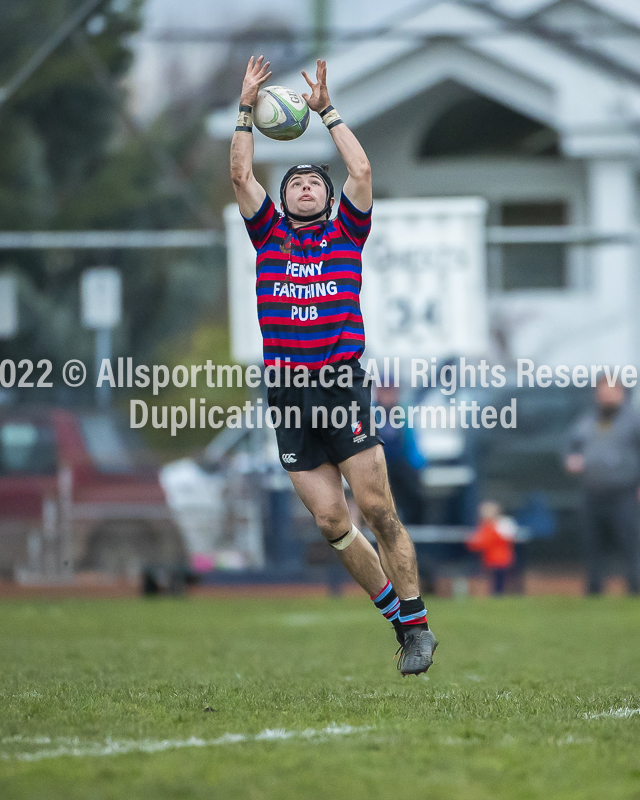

{"left": 236, "top": 105, "right": 253, "bottom": 132}
{"left": 320, "top": 105, "right": 343, "bottom": 130}
{"left": 329, "top": 524, "right": 359, "bottom": 551}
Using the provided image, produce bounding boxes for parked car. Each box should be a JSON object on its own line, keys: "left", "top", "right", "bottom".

{"left": 0, "top": 406, "right": 185, "bottom": 580}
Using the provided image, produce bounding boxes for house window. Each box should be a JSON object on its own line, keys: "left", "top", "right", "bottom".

{"left": 498, "top": 202, "right": 567, "bottom": 291}
{"left": 419, "top": 94, "right": 559, "bottom": 158}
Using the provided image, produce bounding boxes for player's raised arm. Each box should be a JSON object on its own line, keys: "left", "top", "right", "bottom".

{"left": 230, "top": 56, "right": 271, "bottom": 218}
{"left": 301, "top": 60, "right": 372, "bottom": 213}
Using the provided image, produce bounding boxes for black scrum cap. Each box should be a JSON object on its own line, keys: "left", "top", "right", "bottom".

{"left": 279, "top": 163, "right": 334, "bottom": 222}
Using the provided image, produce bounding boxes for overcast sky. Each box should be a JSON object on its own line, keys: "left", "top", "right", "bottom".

{"left": 130, "top": 0, "right": 423, "bottom": 118}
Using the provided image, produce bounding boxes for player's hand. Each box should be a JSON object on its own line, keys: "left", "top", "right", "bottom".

{"left": 301, "top": 59, "right": 331, "bottom": 113}
{"left": 240, "top": 55, "right": 272, "bottom": 106}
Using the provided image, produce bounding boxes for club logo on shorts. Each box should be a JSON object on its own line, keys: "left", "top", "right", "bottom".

{"left": 351, "top": 420, "right": 367, "bottom": 443}
{"left": 282, "top": 453, "right": 297, "bottom": 464}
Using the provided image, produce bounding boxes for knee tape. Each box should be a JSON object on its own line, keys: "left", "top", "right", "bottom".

{"left": 329, "top": 524, "right": 359, "bottom": 551}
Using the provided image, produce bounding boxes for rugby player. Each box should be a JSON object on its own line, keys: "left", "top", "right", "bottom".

{"left": 230, "top": 56, "right": 437, "bottom": 675}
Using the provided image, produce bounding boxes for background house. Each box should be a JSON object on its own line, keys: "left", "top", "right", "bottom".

{"left": 209, "top": 0, "right": 640, "bottom": 370}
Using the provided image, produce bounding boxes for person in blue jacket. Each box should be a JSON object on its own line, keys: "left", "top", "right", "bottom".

{"left": 376, "top": 386, "right": 428, "bottom": 524}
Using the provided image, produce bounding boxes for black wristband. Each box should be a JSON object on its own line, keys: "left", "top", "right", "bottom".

{"left": 239, "top": 103, "right": 252, "bottom": 112}
{"left": 235, "top": 125, "right": 253, "bottom": 132}
{"left": 326, "top": 118, "right": 343, "bottom": 130}
{"left": 319, "top": 105, "right": 334, "bottom": 118}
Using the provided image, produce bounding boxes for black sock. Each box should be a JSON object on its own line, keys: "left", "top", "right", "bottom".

{"left": 398, "top": 596, "right": 428, "bottom": 627}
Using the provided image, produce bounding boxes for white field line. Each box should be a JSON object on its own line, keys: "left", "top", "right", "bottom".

{"left": 0, "top": 724, "right": 369, "bottom": 762}
{"left": 583, "top": 707, "right": 640, "bottom": 720}
{"left": 555, "top": 735, "right": 593, "bottom": 745}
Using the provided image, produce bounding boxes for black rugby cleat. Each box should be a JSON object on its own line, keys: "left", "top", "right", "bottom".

{"left": 396, "top": 626, "right": 438, "bottom": 676}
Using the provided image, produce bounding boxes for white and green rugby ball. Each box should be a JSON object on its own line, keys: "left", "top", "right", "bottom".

{"left": 254, "top": 85, "right": 310, "bottom": 141}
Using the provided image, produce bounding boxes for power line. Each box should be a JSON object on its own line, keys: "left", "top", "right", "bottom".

{"left": 70, "top": 29, "right": 217, "bottom": 228}
{"left": 458, "top": 0, "right": 640, "bottom": 93}
{"left": 0, "top": 0, "right": 105, "bottom": 110}
{"left": 143, "top": 12, "right": 640, "bottom": 92}
{"left": 144, "top": 24, "right": 640, "bottom": 43}
{"left": 142, "top": 1, "right": 640, "bottom": 93}
{"left": 142, "top": 22, "right": 640, "bottom": 89}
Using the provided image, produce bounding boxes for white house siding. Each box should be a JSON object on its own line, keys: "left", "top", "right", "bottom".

{"left": 323, "top": 100, "right": 637, "bottom": 369}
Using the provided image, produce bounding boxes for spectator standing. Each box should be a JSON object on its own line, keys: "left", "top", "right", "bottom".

{"left": 565, "top": 377, "right": 640, "bottom": 595}
{"left": 376, "top": 386, "right": 428, "bottom": 524}
{"left": 466, "top": 501, "right": 517, "bottom": 595}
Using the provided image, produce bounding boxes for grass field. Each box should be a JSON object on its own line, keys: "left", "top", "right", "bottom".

{"left": 1, "top": 594, "right": 639, "bottom": 800}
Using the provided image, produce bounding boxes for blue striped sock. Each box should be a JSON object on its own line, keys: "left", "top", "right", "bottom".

{"left": 371, "top": 580, "right": 400, "bottom": 622}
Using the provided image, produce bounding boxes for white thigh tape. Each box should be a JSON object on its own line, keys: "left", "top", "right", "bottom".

{"left": 330, "top": 524, "right": 359, "bottom": 551}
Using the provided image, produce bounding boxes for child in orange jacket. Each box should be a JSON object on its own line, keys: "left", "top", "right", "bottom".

{"left": 466, "top": 501, "right": 517, "bottom": 595}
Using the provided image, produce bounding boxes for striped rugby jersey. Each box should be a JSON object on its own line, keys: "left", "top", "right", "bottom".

{"left": 243, "top": 192, "right": 372, "bottom": 369}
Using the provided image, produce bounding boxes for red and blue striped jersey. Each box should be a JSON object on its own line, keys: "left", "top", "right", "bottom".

{"left": 243, "top": 192, "right": 372, "bottom": 369}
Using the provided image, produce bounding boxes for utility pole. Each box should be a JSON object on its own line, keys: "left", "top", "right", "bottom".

{"left": 0, "top": 273, "right": 18, "bottom": 339}
{"left": 81, "top": 267, "right": 122, "bottom": 410}
{"left": 312, "top": 0, "right": 330, "bottom": 59}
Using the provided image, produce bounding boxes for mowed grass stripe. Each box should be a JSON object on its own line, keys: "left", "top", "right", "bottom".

{"left": 0, "top": 595, "right": 639, "bottom": 800}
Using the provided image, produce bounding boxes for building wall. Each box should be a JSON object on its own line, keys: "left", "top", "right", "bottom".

{"left": 345, "top": 100, "right": 640, "bottom": 369}
{"left": 261, "top": 73, "right": 640, "bottom": 370}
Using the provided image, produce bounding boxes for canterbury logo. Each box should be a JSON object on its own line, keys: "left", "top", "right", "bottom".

{"left": 282, "top": 453, "right": 297, "bottom": 464}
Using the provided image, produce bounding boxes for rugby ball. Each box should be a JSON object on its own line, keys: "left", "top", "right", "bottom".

{"left": 254, "top": 85, "right": 310, "bottom": 141}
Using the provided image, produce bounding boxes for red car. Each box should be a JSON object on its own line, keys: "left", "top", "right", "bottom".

{"left": 0, "top": 407, "right": 185, "bottom": 580}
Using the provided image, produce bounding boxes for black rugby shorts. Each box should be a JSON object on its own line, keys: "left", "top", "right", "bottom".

{"left": 266, "top": 360, "right": 383, "bottom": 472}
